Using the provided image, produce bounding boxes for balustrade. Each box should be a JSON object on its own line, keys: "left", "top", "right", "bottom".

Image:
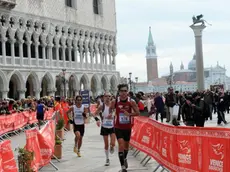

{"left": 0, "top": 13, "right": 117, "bottom": 71}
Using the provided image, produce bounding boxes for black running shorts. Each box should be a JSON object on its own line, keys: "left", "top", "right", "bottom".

{"left": 36, "top": 112, "right": 44, "bottom": 120}
{"left": 73, "top": 124, "right": 85, "bottom": 137}
{"left": 115, "top": 128, "right": 132, "bottom": 142}
{"left": 100, "top": 127, "right": 115, "bottom": 136}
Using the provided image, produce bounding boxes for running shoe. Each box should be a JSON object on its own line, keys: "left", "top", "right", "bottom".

{"left": 110, "top": 146, "right": 114, "bottom": 154}
{"left": 77, "top": 150, "right": 81, "bottom": 157}
{"left": 73, "top": 147, "right": 77, "bottom": 154}
{"left": 105, "top": 159, "right": 110, "bottom": 166}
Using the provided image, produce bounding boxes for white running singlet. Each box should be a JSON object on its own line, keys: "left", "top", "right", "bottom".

{"left": 102, "top": 104, "right": 114, "bottom": 129}
{"left": 73, "top": 105, "right": 85, "bottom": 125}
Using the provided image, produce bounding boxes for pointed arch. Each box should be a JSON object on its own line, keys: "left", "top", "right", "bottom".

{"left": 101, "top": 74, "right": 109, "bottom": 92}
{"left": 68, "top": 73, "right": 80, "bottom": 97}
{"left": 40, "top": 72, "right": 54, "bottom": 97}
{"left": 110, "top": 75, "right": 118, "bottom": 95}
{"left": 8, "top": 70, "right": 25, "bottom": 99}
{"left": 25, "top": 71, "right": 40, "bottom": 97}
{"left": 91, "top": 74, "right": 100, "bottom": 97}
{"left": 80, "top": 73, "right": 90, "bottom": 90}
{"left": 8, "top": 70, "right": 25, "bottom": 91}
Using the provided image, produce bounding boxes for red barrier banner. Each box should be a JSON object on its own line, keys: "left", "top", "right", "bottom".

{"left": 28, "top": 111, "right": 38, "bottom": 124}
{"left": 0, "top": 140, "right": 18, "bottom": 172}
{"left": 25, "top": 128, "right": 42, "bottom": 172}
{"left": 130, "top": 117, "right": 230, "bottom": 172}
{"left": 13, "top": 112, "right": 28, "bottom": 130}
{"left": 37, "top": 120, "right": 55, "bottom": 166}
{"left": 0, "top": 109, "right": 53, "bottom": 136}
{"left": 90, "top": 104, "right": 97, "bottom": 114}
{"left": 0, "top": 151, "right": 2, "bottom": 172}
{"left": 45, "top": 109, "right": 54, "bottom": 120}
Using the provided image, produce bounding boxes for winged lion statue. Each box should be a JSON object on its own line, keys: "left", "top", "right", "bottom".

{"left": 192, "top": 14, "right": 212, "bottom": 26}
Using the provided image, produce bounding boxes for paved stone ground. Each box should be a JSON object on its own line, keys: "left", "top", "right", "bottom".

{"left": 9, "top": 113, "right": 230, "bottom": 172}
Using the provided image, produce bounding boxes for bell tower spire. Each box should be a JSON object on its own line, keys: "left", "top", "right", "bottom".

{"left": 146, "top": 26, "right": 158, "bottom": 81}
{"left": 146, "top": 27, "right": 157, "bottom": 58}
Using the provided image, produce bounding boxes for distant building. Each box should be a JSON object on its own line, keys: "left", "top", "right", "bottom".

{"left": 146, "top": 27, "right": 158, "bottom": 81}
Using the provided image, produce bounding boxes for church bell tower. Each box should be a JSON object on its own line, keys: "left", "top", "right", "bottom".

{"left": 146, "top": 27, "right": 158, "bottom": 81}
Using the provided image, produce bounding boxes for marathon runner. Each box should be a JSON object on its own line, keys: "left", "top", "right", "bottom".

{"left": 94, "top": 92, "right": 115, "bottom": 166}
{"left": 67, "top": 95, "right": 88, "bottom": 157}
{"left": 110, "top": 84, "right": 140, "bottom": 172}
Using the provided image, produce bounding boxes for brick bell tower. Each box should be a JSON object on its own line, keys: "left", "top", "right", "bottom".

{"left": 146, "top": 27, "right": 158, "bottom": 81}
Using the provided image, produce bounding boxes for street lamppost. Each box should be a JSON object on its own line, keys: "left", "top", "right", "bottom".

{"left": 62, "top": 69, "right": 67, "bottom": 98}
{"left": 129, "top": 72, "right": 132, "bottom": 91}
{"left": 135, "top": 77, "right": 138, "bottom": 93}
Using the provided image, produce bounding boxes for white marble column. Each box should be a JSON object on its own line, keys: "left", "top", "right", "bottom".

{"left": 1, "top": 90, "right": 8, "bottom": 99}
{"left": 85, "top": 48, "right": 89, "bottom": 69}
{"left": 27, "top": 42, "right": 31, "bottom": 66}
{"left": 35, "top": 42, "right": 39, "bottom": 67}
{"left": 48, "top": 44, "right": 53, "bottom": 68}
{"left": 62, "top": 46, "right": 66, "bottom": 68}
{"left": 74, "top": 46, "right": 78, "bottom": 68}
{"left": 79, "top": 46, "right": 83, "bottom": 68}
{"left": 19, "top": 90, "right": 26, "bottom": 99}
{"left": 10, "top": 40, "right": 15, "bottom": 66}
{"left": 68, "top": 47, "right": 72, "bottom": 68}
{"left": 19, "top": 39, "right": 23, "bottom": 66}
{"left": 55, "top": 45, "right": 60, "bottom": 68}
{"left": 42, "top": 44, "right": 46, "bottom": 68}
{"left": 74, "top": 89, "right": 79, "bottom": 96}
{"left": 1, "top": 38, "right": 6, "bottom": 65}
{"left": 190, "top": 24, "right": 206, "bottom": 91}
{"left": 35, "top": 90, "right": 41, "bottom": 99}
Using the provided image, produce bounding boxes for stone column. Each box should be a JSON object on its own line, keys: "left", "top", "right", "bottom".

{"left": 10, "top": 40, "right": 15, "bottom": 66}
{"left": 34, "top": 90, "right": 41, "bottom": 99}
{"left": 35, "top": 42, "right": 39, "bottom": 67}
{"left": 62, "top": 46, "right": 66, "bottom": 68}
{"left": 48, "top": 44, "right": 53, "bottom": 68}
{"left": 48, "top": 89, "right": 56, "bottom": 97}
{"left": 74, "top": 89, "right": 79, "bottom": 96}
{"left": 1, "top": 90, "right": 8, "bottom": 99}
{"left": 42, "top": 44, "right": 46, "bottom": 68}
{"left": 19, "top": 39, "right": 24, "bottom": 66}
{"left": 56, "top": 45, "right": 60, "bottom": 68}
{"left": 68, "top": 47, "right": 72, "bottom": 68}
{"left": 1, "top": 38, "right": 6, "bottom": 65}
{"left": 19, "top": 90, "right": 26, "bottom": 99}
{"left": 27, "top": 42, "right": 32, "bottom": 66}
{"left": 190, "top": 24, "right": 206, "bottom": 91}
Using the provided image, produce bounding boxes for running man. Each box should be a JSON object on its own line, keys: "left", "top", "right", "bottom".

{"left": 36, "top": 99, "right": 46, "bottom": 130}
{"left": 94, "top": 92, "right": 116, "bottom": 166}
{"left": 67, "top": 95, "right": 88, "bottom": 157}
{"left": 110, "top": 84, "right": 140, "bottom": 172}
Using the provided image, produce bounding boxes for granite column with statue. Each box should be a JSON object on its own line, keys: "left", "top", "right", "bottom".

{"left": 190, "top": 15, "right": 207, "bottom": 91}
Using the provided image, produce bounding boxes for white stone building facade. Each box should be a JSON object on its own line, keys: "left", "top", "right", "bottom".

{"left": 0, "top": 0, "right": 120, "bottom": 99}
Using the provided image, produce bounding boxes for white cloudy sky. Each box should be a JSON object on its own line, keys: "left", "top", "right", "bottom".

{"left": 115, "top": 0, "right": 230, "bottom": 82}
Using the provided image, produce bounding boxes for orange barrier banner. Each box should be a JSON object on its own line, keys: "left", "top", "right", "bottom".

{"left": 130, "top": 117, "right": 230, "bottom": 172}
{"left": 37, "top": 120, "right": 55, "bottom": 166}
{"left": 25, "top": 128, "right": 42, "bottom": 172}
{"left": 0, "top": 140, "right": 18, "bottom": 172}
